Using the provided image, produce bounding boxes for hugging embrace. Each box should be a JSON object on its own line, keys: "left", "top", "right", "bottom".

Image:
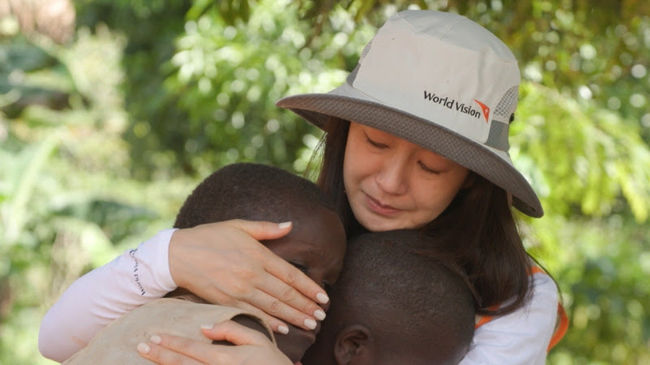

{"left": 40, "top": 9, "right": 566, "bottom": 365}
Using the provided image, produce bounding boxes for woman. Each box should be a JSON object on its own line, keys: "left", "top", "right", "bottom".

{"left": 40, "top": 10, "right": 563, "bottom": 364}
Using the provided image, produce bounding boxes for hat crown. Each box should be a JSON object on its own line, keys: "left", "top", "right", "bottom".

{"left": 350, "top": 10, "right": 520, "bottom": 153}
{"left": 380, "top": 10, "right": 517, "bottom": 62}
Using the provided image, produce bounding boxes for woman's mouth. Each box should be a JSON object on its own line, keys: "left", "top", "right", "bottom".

{"left": 364, "top": 193, "right": 401, "bottom": 216}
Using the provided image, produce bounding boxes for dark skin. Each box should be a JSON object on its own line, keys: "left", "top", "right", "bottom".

{"left": 148, "top": 203, "right": 346, "bottom": 364}
{"left": 302, "top": 233, "right": 472, "bottom": 365}
{"left": 302, "top": 317, "right": 460, "bottom": 365}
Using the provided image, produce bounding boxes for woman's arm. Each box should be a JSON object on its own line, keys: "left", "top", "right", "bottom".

{"left": 459, "top": 272, "right": 559, "bottom": 365}
{"left": 38, "top": 229, "right": 178, "bottom": 362}
{"left": 39, "top": 220, "right": 329, "bottom": 362}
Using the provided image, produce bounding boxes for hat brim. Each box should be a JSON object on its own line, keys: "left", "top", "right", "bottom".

{"left": 276, "top": 82, "right": 543, "bottom": 217}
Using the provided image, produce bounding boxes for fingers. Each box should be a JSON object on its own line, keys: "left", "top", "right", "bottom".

{"left": 244, "top": 286, "right": 319, "bottom": 331}
{"left": 137, "top": 327, "right": 294, "bottom": 365}
{"left": 261, "top": 245, "right": 330, "bottom": 306}
{"left": 138, "top": 333, "right": 243, "bottom": 365}
{"left": 137, "top": 336, "right": 205, "bottom": 365}
{"left": 255, "top": 267, "right": 328, "bottom": 323}
{"left": 228, "top": 219, "right": 293, "bottom": 241}
{"left": 201, "top": 320, "right": 273, "bottom": 346}
{"left": 200, "top": 322, "right": 293, "bottom": 365}
{"left": 136, "top": 330, "right": 280, "bottom": 365}
{"left": 200, "top": 285, "right": 317, "bottom": 333}
{"left": 222, "top": 300, "right": 289, "bottom": 335}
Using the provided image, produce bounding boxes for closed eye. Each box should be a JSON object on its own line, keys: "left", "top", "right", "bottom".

{"left": 418, "top": 161, "right": 440, "bottom": 174}
{"left": 290, "top": 261, "right": 310, "bottom": 276}
{"left": 365, "top": 135, "right": 388, "bottom": 149}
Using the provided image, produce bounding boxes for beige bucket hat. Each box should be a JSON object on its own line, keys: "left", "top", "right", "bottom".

{"left": 277, "top": 10, "right": 543, "bottom": 217}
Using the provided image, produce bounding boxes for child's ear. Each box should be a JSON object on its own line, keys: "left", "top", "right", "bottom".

{"left": 334, "top": 325, "right": 371, "bottom": 365}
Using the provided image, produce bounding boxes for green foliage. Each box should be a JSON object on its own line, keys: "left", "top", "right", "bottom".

{"left": 514, "top": 85, "right": 650, "bottom": 364}
{"left": 114, "top": 0, "right": 376, "bottom": 178}
{"left": 513, "top": 83, "right": 650, "bottom": 221}
{"left": 0, "top": 27, "right": 191, "bottom": 364}
{"left": 0, "top": 0, "right": 648, "bottom": 363}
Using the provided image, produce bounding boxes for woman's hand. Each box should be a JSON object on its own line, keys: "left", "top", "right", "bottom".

{"left": 136, "top": 321, "right": 293, "bottom": 365}
{"left": 168, "top": 219, "right": 329, "bottom": 332}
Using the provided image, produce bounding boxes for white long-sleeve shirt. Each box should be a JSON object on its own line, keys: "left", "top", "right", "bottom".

{"left": 460, "top": 272, "right": 559, "bottom": 365}
{"left": 39, "top": 229, "right": 178, "bottom": 362}
{"left": 39, "top": 229, "right": 559, "bottom": 364}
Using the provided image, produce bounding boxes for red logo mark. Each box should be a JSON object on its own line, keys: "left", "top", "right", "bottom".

{"left": 473, "top": 100, "right": 490, "bottom": 123}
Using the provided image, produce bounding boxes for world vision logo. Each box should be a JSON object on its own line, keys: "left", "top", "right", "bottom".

{"left": 423, "top": 90, "right": 488, "bottom": 122}
{"left": 473, "top": 99, "right": 490, "bottom": 123}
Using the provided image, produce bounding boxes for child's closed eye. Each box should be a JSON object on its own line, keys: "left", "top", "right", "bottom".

{"left": 290, "top": 261, "right": 331, "bottom": 291}
{"left": 290, "top": 261, "right": 309, "bottom": 276}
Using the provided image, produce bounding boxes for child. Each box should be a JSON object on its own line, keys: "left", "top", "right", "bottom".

{"left": 155, "top": 230, "right": 477, "bottom": 364}
{"left": 61, "top": 163, "right": 347, "bottom": 364}
{"left": 302, "top": 230, "right": 476, "bottom": 365}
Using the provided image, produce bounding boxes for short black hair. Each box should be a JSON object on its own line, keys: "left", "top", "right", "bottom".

{"left": 307, "top": 230, "right": 476, "bottom": 363}
{"left": 168, "top": 163, "right": 341, "bottom": 304}
{"left": 174, "top": 163, "right": 338, "bottom": 228}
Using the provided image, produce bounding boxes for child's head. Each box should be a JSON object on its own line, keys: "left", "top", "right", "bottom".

{"left": 302, "top": 230, "right": 476, "bottom": 365}
{"left": 173, "top": 163, "right": 346, "bottom": 362}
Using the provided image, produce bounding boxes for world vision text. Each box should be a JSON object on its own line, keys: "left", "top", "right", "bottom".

{"left": 423, "top": 90, "right": 483, "bottom": 120}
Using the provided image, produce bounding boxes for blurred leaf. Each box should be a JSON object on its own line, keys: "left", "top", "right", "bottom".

{"left": 1, "top": 131, "right": 60, "bottom": 244}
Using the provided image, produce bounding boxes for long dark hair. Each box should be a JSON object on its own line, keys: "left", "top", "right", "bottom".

{"left": 315, "top": 117, "right": 531, "bottom": 316}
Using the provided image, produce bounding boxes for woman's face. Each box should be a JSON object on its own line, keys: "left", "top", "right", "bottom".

{"left": 344, "top": 122, "right": 470, "bottom": 231}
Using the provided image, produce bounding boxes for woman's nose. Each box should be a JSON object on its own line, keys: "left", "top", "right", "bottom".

{"left": 375, "top": 157, "right": 408, "bottom": 195}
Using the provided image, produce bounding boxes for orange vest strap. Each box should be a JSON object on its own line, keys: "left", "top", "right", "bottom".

{"left": 474, "top": 315, "right": 493, "bottom": 328}
{"left": 474, "top": 305, "right": 499, "bottom": 328}
{"left": 547, "top": 302, "right": 569, "bottom": 351}
{"left": 530, "top": 266, "right": 545, "bottom": 275}
{"left": 474, "top": 266, "right": 569, "bottom": 352}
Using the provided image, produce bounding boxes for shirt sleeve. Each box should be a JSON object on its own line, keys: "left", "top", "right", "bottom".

{"left": 459, "top": 272, "right": 559, "bottom": 365}
{"left": 38, "top": 229, "right": 178, "bottom": 362}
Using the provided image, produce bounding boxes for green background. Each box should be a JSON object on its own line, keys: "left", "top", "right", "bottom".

{"left": 0, "top": 0, "right": 649, "bottom": 363}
